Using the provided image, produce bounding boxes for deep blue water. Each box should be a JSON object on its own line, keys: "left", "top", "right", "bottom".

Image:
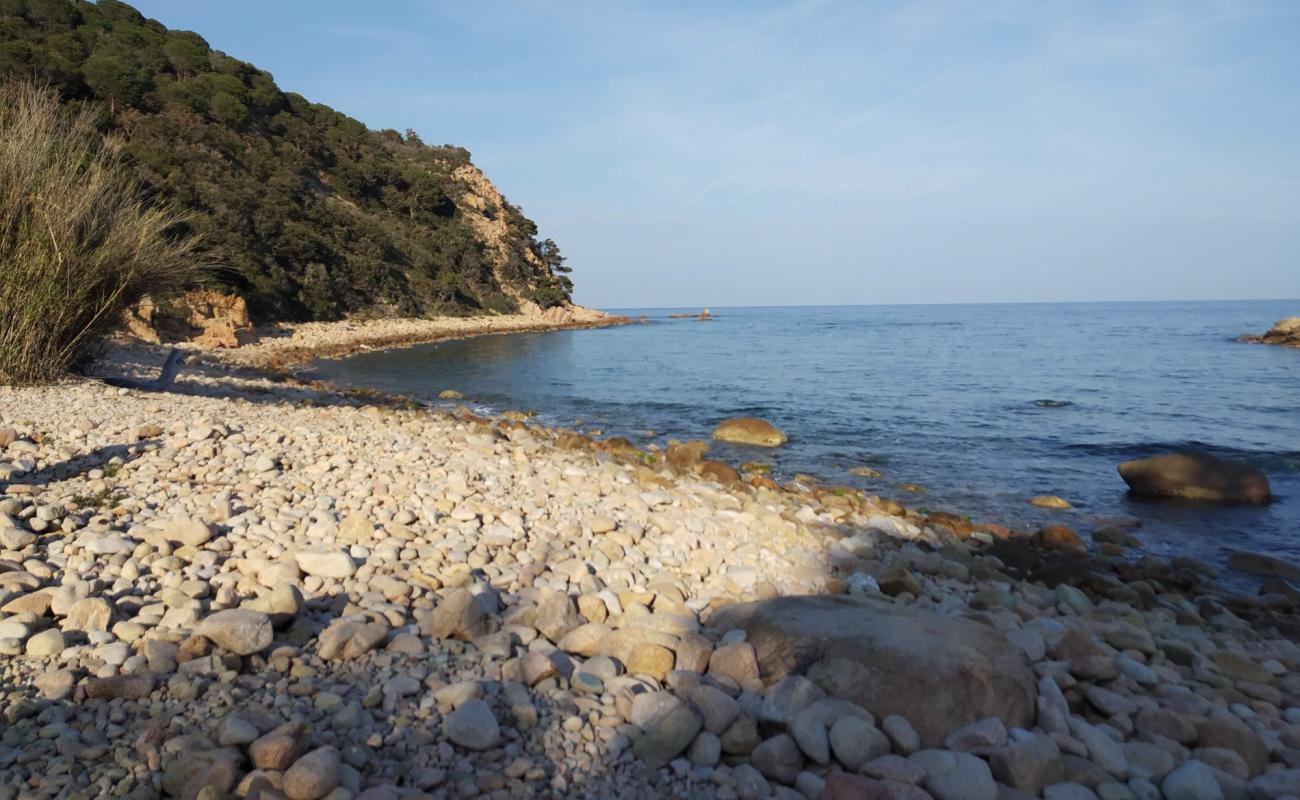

{"left": 310, "top": 301, "right": 1300, "bottom": 579}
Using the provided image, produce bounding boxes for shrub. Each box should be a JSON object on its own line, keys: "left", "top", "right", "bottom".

{"left": 0, "top": 81, "right": 206, "bottom": 384}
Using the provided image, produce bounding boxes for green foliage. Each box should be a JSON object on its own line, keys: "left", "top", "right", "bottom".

{"left": 207, "top": 89, "right": 246, "bottom": 126}
{"left": 0, "top": 0, "right": 572, "bottom": 321}
{"left": 0, "top": 82, "right": 207, "bottom": 384}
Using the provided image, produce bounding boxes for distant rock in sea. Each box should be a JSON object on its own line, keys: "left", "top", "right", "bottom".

{"left": 1240, "top": 316, "right": 1300, "bottom": 347}
{"left": 1032, "top": 399, "right": 1073, "bottom": 408}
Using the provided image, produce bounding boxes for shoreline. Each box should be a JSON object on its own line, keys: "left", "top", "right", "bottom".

{"left": 216, "top": 304, "right": 635, "bottom": 370}
{"left": 1, "top": 343, "right": 1299, "bottom": 798}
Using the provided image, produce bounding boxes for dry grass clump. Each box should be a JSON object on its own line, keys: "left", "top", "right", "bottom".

{"left": 0, "top": 81, "right": 206, "bottom": 384}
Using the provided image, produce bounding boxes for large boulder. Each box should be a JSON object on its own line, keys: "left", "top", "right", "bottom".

{"left": 707, "top": 595, "right": 1036, "bottom": 747}
{"left": 712, "top": 417, "right": 788, "bottom": 447}
{"left": 1117, "top": 451, "right": 1271, "bottom": 504}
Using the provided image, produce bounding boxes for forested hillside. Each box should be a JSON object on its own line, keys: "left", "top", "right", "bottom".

{"left": 0, "top": 0, "right": 574, "bottom": 321}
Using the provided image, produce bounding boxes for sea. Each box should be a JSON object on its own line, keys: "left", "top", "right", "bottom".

{"left": 309, "top": 301, "right": 1300, "bottom": 582}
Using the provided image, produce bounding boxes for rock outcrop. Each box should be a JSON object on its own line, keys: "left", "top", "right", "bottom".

{"left": 706, "top": 595, "right": 1037, "bottom": 747}
{"left": 123, "top": 290, "right": 255, "bottom": 349}
{"left": 1241, "top": 316, "right": 1300, "bottom": 347}
{"left": 1117, "top": 451, "right": 1271, "bottom": 504}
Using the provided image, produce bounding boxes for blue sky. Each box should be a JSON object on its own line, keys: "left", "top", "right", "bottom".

{"left": 128, "top": 0, "right": 1300, "bottom": 308}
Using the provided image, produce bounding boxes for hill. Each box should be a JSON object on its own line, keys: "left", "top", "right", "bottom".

{"left": 0, "top": 0, "right": 574, "bottom": 321}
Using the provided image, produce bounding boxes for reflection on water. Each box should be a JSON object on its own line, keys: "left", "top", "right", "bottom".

{"left": 311, "top": 301, "right": 1300, "bottom": 580}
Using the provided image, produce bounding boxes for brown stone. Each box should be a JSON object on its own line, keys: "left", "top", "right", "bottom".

{"left": 249, "top": 721, "right": 309, "bottom": 770}
{"left": 697, "top": 460, "right": 741, "bottom": 485}
{"left": 708, "top": 642, "right": 761, "bottom": 690}
{"left": 822, "top": 772, "right": 932, "bottom": 800}
{"left": 925, "top": 512, "right": 973, "bottom": 537}
{"left": 1118, "top": 451, "right": 1271, "bottom": 504}
{"left": 1036, "top": 525, "right": 1085, "bottom": 551}
{"left": 712, "top": 417, "right": 788, "bottom": 447}
{"left": 666, "top": 440, "right": 709, "bottom": 471}
{"left": 627, "top": 643, "right": 675, "bottom": 681}
{"left": 1196, "top": 715, "right": 1267, "bottom": 776}
{"left": 83, "top": 674, "right": 154, "bottom": 700}
{"left": 554, "top": 432, "right": 592, "bottom": 450}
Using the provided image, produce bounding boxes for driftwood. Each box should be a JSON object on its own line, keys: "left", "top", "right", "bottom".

{"left": 102, "top": 348, "right": 185, "bottom": 392}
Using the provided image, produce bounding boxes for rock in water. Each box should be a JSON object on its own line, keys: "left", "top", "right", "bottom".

{"left": 1242, "top": 316, "right": 1300, "bottom": 347}
{"left": 711, "top": 417, "right": 788, "bottom": 447}
{"left": 1029, "top": 495, "right": 1072, "bottom": 510}
{"left": 1117, "top": 451, "right": 1271, "bottom": 504}
{"left": 707, "top": 595, "right": 1036, "bottom": 747}
{"left": 1225, "top": 550, "right": 1300, "bottom": 580}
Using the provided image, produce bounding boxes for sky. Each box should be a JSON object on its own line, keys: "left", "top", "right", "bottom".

{"left": 127, "top": 0, "right": 1300, "bottom": 308}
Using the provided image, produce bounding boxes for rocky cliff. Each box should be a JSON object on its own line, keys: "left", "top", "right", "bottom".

{"left": 1241, "top": 317, "right": 1300, "bottom": 348}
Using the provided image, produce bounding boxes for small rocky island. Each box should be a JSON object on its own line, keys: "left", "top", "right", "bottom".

{"left": 1240, "top": 317, "right": 1300, "bottom": 348}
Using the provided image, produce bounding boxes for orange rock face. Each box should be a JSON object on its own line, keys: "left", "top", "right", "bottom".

{"left": 123, "top": 290, "right": 255, "bottom": 348}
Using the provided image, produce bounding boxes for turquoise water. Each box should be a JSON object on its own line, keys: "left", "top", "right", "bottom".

{"left": 310, "top": 301, "right": 1300, "bottom": 578}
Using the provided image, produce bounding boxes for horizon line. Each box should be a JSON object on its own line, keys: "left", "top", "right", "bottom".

{"left": 593, "top": 296, "right": 1300, "bottom": 312}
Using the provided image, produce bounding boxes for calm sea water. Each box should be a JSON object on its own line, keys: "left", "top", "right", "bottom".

{"left": 310, "top": 301, "right": 1300, "bottom": 579}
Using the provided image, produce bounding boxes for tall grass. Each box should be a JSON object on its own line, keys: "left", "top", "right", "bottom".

{"left": 0, "top": 82, "right": 206, "bottom": 384}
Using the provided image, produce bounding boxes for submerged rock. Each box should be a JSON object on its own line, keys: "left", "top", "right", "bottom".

{"left": 1225, "top": 550, "right": 1300, "bottom": 580}
{"left": 1117, "top": 451, "right": 1271, "bottom": 504}
{"left": 1029, "top": 495, "right": 1072, "bottom": 510}
{"left": 707, "top": 595, "right": 1036, "bottom": 746}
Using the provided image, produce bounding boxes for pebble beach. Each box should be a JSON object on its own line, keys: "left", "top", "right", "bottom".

{"left": 1, "top": 332, "right": 1299, "bottom": 800}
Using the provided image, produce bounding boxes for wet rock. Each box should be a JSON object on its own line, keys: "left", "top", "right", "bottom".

{"left": 712, "top": 417, "right": 788, "bottom": 447}
{"left": 1030, "top": 495, "right": 1073, "bottom": 509}
{"left": 1226, "top": 549, "right": 1300, "bottom": 580}
{"left": 1117, "top": 451, "right": 1271, "bottom": 504}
